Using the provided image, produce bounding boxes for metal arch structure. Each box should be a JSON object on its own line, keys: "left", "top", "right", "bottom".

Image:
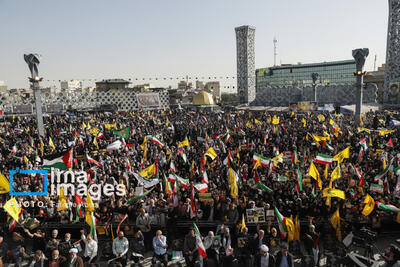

{"left": 384, "top": 0, "right": 400, "bottom": 105}
{"left": 235, "top": 25, "right": 256, "bottom": 105}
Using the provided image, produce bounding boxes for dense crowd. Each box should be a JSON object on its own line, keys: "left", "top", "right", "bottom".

{"left": 0, "top": 107, "right": 400, "bottom": 266}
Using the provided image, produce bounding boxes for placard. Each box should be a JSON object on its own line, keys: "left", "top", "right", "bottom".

{"left": 246, "top": 208, "right": 265, "bottom": 223}
{"left": 199, "top": 193, "right": 213, "bottom": 203}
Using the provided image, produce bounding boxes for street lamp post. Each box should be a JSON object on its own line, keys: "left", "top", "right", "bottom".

{"left": 24, "top": 54, "right": 45, "bottom": 137}
{"left": 311, "top": 73, "right": 319, "bottom": 102}
{"left": 352, "top": 48, "right": 369, "bottom": 126}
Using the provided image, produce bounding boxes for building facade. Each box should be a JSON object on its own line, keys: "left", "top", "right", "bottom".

{"left": 235, "top": 25, "right": 256, "bottom": 104}
{"left": 95, "top": 79, "right": 130, "bottom": 91}
{"left": 256, "top": 60, "right": 356, "bottom": 89}
{"left": 0, "top": 81, "right": 7, "bottom": 92}
{"left": 60, "top": 80, "right": 83, "bottom": 91}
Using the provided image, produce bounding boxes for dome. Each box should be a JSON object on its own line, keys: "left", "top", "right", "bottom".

{"left": 192, "top": 91, "right": 215, "bottom": 106}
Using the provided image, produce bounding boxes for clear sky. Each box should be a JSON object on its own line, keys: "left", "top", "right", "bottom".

{"left": 0, "top": 0, "right": 388, "bottom": 92}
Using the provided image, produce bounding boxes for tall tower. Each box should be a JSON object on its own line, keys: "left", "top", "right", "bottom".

{"left": 235, "top": 25, "right": 256, "bottom": 104}
{"left": 384, "top": 0, "right": 400, "bottom": 104}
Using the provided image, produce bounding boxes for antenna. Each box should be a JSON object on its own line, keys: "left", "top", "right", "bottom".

{"left": 374, "top": 54, "right": 377, "bottom": 71}
{"left": 273, "top": 37, "right": 277, "bottom": 66}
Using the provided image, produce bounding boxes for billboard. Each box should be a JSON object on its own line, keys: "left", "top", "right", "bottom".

{"left": 387, "top": 82, "right": 400, "bottom": 104}
{"left": 136, "top": 93, "right": 161, "bottom": 109}
{"left": 12, "top": 104, "right": 33, "bottom": 114}
{"left": 45, "top": 104, "right": 64, "bottom": 113}
{"left": 291, "top": 101, "right": 317, "bottom": 112}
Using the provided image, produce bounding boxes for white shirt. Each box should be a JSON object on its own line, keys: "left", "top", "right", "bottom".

{"left": 81, "top": 234, "right": 98, "bottom": 260}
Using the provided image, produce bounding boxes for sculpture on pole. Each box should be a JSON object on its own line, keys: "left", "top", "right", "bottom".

{"left": 352, "top": 48, "right": 369, "bottom": 126}
{"left": 311, "top": 73, "right": 319, "bottom": 102}
{"left": 24, "top": 53, "right": 45, "bottom": 137}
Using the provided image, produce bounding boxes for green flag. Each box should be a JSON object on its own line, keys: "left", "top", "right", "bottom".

{"left": 112, "top": 127, "right": 130, "bottom": 139}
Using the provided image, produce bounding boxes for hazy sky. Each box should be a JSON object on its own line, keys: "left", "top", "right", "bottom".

{"left": 0, "top": 0, "right": 389, "bottom": 92}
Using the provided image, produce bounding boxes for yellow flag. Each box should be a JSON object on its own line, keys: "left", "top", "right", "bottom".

{"left": 178, "top": 137, "right": 190, "bottom": 148}
{"left": 330, "top": 208, "right": 342, "bottom": 241}
{"left": 309, "top": 162, "right": 322, "bottom": 189}
{"left": 57, "top": 187, "right": 69, "bottom": 211}
{"left": 24, "top": 155, "right": 29, "bottom": 164}
{"left": 329, "top": 119, "right": 335, "bottom": 125}
{"left": 331, "top": 165, "right": 341, "bottom": 182}
{"left": 302, "top": 118, "right": 306, "bottom": 127}
{"left": 3, "top": 198, "right": 21, "bottom": 222}
{"left": 140, "top": 137, "right": 147, "bottom": 151}
{"left": 313, "top": 135, "right": 330, "bottom": 142}
{"left": 40, "top": 139, "right": 44, "bottom": 154}
{"left": 93, "top": 138, "right": 99, "bottom": 149}
{"left": 357, "top": 127, "right": 370, "bottom": 134}
{"left": 254, "top": 118, "right": 261, "bottom": 124}
{"left": 290, "top": 112, "right": 295, "bottom": 117}
{"left": 362, "top": 194, "right": 375, "bottom": 216}
{"left": 379, "top": 129, "right": 396, "bottom": 136}
{"left": 0, "top": 173, "right": 10, "bottom": 194}
{"left": 318, "top": 114, "right": 325, "bottom": 122}
{"left": 323, "top": 188, "right": 345, "bottom": 199}
{"left": 285, "top": 217, "right": 295, "bottom": 241}
{"left": 86, "top": 192, "right": 94, "bottom": 212}
{"left": 228, "top": 168, "right": 238, "bottom": 199}
{"left": 166, "top": 118, "right": 170, "bottom": 126}
{"left": 49, "top": 137, "right": 55, "bottom": 151}
{"left": 324, "top": 164, "right": 329, "bottom": 179}
{"left": 89, "top": 127, "right": 99, "bottom": 137}
{"left": 241, "top": 214, "right": 246, "bottom": 232}
{"left": 382, "top": 156, "right": 387, "bottom": 170}
{"left": 204, "top": 147, "right": 217, "bottom": 160}
{"left": 397, "top": 212, "right": 400, "bottom": 224}
{"left": 82, "top": 122, "right": 86, "bottom": 129}
{"left": 253, "top": 155, "right": 261, "bottom": 169}
{"left": 272, "top": 153, "right": 284, "bottom": 165}
{"left": 294, "top": 216, "right": 300, "bottom": 241}
{"left": 246, "top": 121, "right": 252, "bottom": 128}
{"left": 26, "top": 126, "right": 30, "bottom": 133}
{"left": 139, "top": 164, "right": 156, "bottom": 178}
{"left": 272, "top": 115, "right": 280, "bottom": 125}
{"left": 333, "top": 146, "right": 350, "bottom": 164}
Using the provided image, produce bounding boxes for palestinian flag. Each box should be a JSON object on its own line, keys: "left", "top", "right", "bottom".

{"left": 96, "top": 131, "right": 104, "bottom": 139}
{"left": 359, "top": 137, "right": 368, "bottom": 151}
{"left": 296, "top": 166, "right": 303, "bottom": 191}
{"left": 151, "top": 136, "right": 164, "bottom": 147}
{"left": 315, "top": 153, "right": 333, "bottom": 165}
{"left": 387, "top": 138, "right": 393, "bottom": 148}
{"left": 42, "top": 148, "right": 73, "bottom": 171}
{"left": 374, "top": 165, "right": 390, "bottom": 182}
{"left": 117, "top": 214, "right": 128, "bottom": 234}
{"left": 74, "top": 194, "right": 83, "bottom": 222}
{"left": 87, "top": 155, "right": 102, "bottom": 167}
{"left": 112, "top": 127, "right": 130, "bottom": 139}
{"left": 193, "top": 223, "right": 207, "bottom": 258}
{"left": 254, "top": 170, "right": 273, "bottom": 193}
{"left": 252, "top": 153, "right": 269, "bottom": 167}
{"left": 375, "top": 202, "right": 400, "bottom": 213}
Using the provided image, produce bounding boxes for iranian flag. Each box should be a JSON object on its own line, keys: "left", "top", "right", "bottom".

{"left": 315, "top": 153, "right": 333, "bottom": 165}
{"left": 224, "top": 132, "right": 231, "bottom": 143}
{"left": 87, "top": 155, "right": 102, "bottom": 167}
{"left": 168, "top": 172, "right": 189, "bottom": 189}
{"left": 274, "top": 207, "right": 288, "bottom": 239}
{"left": 374, "top": 165, "right": 390, "bottom": 182}
{"left": 96, "top": 131, "right": 104, "bottom": 139}
{"left": 42, "top": 148, "right": 73, "bottom": 171}
{"left": 375, "top": 202, "right": 400, "bottom": 213}
{"left": 194, "top": 182, "right": 208, "bottom": 193}
{"left": 151, "top": 136, "right": 164, "bottom": 147}
{"left": 178, "top": 148, "right": 187, "bottom": 163}
{"left": 252, "top": 153, "right": 269, "bottom": 167}
{"left": 170, "top": 160, "right": 177, "bottom": 173}
{"left": 296, "top": 166, "right": 303, "bottom": 192}
{"left": 117, "top": 214, "right": 128, "bottom": 234}
{"left": 193, "top": 223, "right": 207, "bottom": 258}
{"left": 89, "top": 213, "right": 97, "bottom": 241}
{"left": 202, "top": 171, "right": 209, "bottom": 184}
{"left": 11, "top": 145, "right": 17, "bottom": 156}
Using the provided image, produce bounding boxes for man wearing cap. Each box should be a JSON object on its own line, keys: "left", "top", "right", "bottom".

{"left": 65, "top": 248, "right": 83, "bottom": 267}
{"left": 275, "top": 243, "right": 294, "bottom": 267}
{"left": 254, "top": 245, "right": 275, "bottom": 267}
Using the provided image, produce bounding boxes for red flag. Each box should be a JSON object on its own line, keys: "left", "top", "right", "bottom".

{"left": 387, "top": 138, "right": 393, "bottom": 147}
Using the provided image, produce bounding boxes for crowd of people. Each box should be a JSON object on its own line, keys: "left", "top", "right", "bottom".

{"left": 0, "top": 107, "right": 399, "bottom": 266}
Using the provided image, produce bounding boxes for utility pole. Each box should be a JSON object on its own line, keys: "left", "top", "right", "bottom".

{"left": 24, "top": 54, "right": 45, "bottom": 137}
{"left": 273, "top": 37, "right": 277, "bottom": 66}
{"left": 352, "top": 48, "right": 369, "bottom": 126}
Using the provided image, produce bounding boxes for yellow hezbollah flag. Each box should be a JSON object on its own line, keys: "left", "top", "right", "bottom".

{"left": 331, "top": 165, "right": 341, "bottom": 182}
{"left": 272, "top": 153, "right": 284, "bottom": 165}
{"left": 3, "top": 198, "right": 21, "bottom": 222}
{"left": 272, "top": 115, "right": 280, "bottom": 125}
{"left": 178, "top": 137, "right": 190, "bottom": 148}
{"left": 140, "top": 137, "right": 147, "bottom": 151}
{"left": 0, "top": 173, "right": 10, "bottom": 194}
{"left": 82, "top": 122, "right": 87, "bottom": 129}
{"left": 40, "top": 139, "right": 44, "bottom": 154}
{"left": 57, "top": 187, "right": 69, "bottom": 211}
{"left": 241, "top": 214, "right": 246, "bottom": 232}
{"left": 49, "top": 137, "right": 56, "bottom": 151}
{"left": 246, "top": 121, "right": 252, "bottom": 128}
{"left": 294, "top": 216, "right": 300, "bottom": 241}
{"left": 253, "top": 155, "right": 261, "bottom": 169}
{"left": 93, "top": 138, "right": 99, "bottom": 149}
{"left": 333, "top": 146, "right": 350, "bottom": 164}
{"left": 323, "top": 188, "right": 345, "bottom": 200}
{"left": 229, "top": 168, "right": 238, "bottom": 199}
{"left": 254, "top": 118, "right": 261, "bottom": 125}
{"left": 357, "top": 127, "right": 370, "bottom": 134}
{"left": 139, "top": 164, "right": 156, "bottom": 178}
{"left": 379, "top": 129, "right": 395, "bottom": 136}
{"left": 89, "top": 127, "right": 99, "bottom": 137}
{"left": 86, "top": 192, "right": 94, "bottom": 212}
{"left": 309, "top": 162, "right": 322, "bottom": 189}
{"left": 313, "top": 135, "right": 330, "bottom": 142}
{"left": 362, "top": 194, "right": 375, "bottom": 216}
{"left": 204, "top": 147, "right": 217, "bottom": 160}
{"left": 330, "top": 208, "right": 342, "bottom": 241}
{"left": 285, "top": 216, "right": 296, "bottom": 241}
{"left": 317, "top": 114, "right": 325, "bottom": 122}
{"left": 302, "top": 118, "right": 306, "bottom": 127}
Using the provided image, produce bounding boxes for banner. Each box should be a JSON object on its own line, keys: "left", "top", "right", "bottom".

{"left": 199, "top": 193, "right": 213, "bottom": 203}
{"left": 388, "top": 82, "right": 400, "bottom": 104}
{"left": 246, "top": 208, "right": 265, "bottom": 223}
{"left": 136, "top": 93, "right": 161, "bottom": 109}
